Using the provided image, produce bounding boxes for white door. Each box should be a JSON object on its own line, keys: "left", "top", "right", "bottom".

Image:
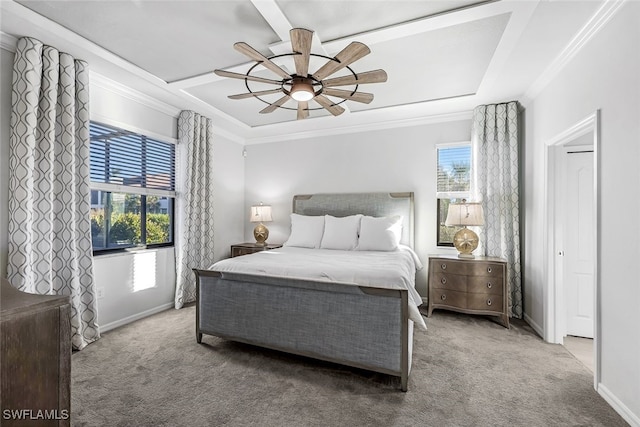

{"left": 564, "top": 150, "right": 594, "bottom": 338}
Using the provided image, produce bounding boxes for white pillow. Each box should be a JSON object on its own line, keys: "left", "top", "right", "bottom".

{"left": 283, "top": 214, "right": 325, "bottom": 248}
{"left": 320, "top": 214, "right": 362, "bottom": 250}
{"left": 356, "top": 215, "right": 403, "bottom": 251}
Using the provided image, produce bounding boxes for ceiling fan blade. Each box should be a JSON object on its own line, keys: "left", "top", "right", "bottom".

{"left": 323, "top": 88, "right": 374, "bottom": 104}
{"left": 228, "top": 89, "right": 283, "bottom": 100}
{"left": 214, "top": 69, "right": 283, "bottom": 85}
{"left": 297, "top": 101, "right": 309, "bottom": 120}
{"left": 322, "top": 69, "right": 388, "bottom": 87}
{"left": 259, "top": 95, "right": 290, "bottom": 114}
{"left": 312, "top": 42, "right": 370, "bottom": 80}
{"left": 314, "top": 95, "right": 345, "bottom": 116}
{"left": 291, "top": 28, "right": 313, "bottom": 77}
{"left": 233, "top": 42, "right": 291, "bottom": 79}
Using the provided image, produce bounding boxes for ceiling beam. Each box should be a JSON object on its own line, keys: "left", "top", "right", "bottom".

{"left": 475, "top": 1, "right": 539, "bottom": 98}
{"left": 250, "top": 0, "right": 292, "bottom": 41}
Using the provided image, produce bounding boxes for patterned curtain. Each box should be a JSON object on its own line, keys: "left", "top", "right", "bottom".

{"left": 8, "top": 37, "right": 99, "bottom": 350}
{"left": 471, "top": 101, "right": 522, "bottom": 318}
{"left": 174, "top": 111, "right": 215, "bottom": 309}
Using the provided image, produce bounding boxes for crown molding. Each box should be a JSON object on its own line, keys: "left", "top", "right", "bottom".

{"left": 522, "top": 0, "right": 626, "bottom": 105}
{"left": 0, "top": 32, "right": 18, "bottom": 52}
{"left": 245, "top": 110, "right": 473, "bottom": 145}
{"left": 2, "top": 31, "right": 181, "bottom": 119}
{"left": 91, "top": 72, "right": 181, "bottom": 118}
{"left": 212, "top": 126, "right": 246, "bottom": 145}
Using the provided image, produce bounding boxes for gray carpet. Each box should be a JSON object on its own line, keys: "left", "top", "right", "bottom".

{"left": 71, "top": 305, "right": 628, "bottom": 427}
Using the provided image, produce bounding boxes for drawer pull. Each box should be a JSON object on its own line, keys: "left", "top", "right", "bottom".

{"left": 487, "top": 298, "right": 492, "bottom": 306}
{"left": 441, "top": 263, "right": 447, "bottom": 270}
{"left": 441, "top": 294, "right": 447, "bottom": 301}
{"left": 487, "top": 267, "right": 492, "bottom": 273}
{"left": 487, "top": 282, "right": 492, "bottom": 289}
{"left": 441, "top": 278, "right": 447, "bottom": 285}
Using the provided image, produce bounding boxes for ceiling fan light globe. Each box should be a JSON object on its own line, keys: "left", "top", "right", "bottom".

{"left": 290, "top": 83, "right": 314, "bottom": 101}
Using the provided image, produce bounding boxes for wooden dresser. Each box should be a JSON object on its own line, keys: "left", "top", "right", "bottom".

{"left": 1, "top": 278, "right": 71, "bottom": 426}
{"left": 427, "top": 255, "right": 509, "bottom": 328}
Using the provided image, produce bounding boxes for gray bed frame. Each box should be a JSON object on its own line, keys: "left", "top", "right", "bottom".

{"left": 194, "top": 192, "right": 416, "bottom": 391}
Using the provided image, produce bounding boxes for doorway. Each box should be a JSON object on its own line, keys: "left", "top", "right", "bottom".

{"left": 558, "top": 143, "right": 595, "bottom": 373}
{"left": 544, "top": 111, "right": 600, "bottom": 387}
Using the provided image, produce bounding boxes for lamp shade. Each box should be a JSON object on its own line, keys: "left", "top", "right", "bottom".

{"left": 250, "top": 205, "right": 272, "bottom": 223}
{"left": 445, "top": 202, "right": 484, "bottom": 227}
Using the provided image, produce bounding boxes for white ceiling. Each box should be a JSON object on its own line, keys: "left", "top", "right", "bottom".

{"left": 0, "top": 0, "right": 603, "bottom": 141}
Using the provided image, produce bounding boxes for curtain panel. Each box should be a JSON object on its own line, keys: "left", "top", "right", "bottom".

{"left": 471, "top": 101, "right": 522, "bottom": 318}
{"left": 8, "top": 37, "right": 99, "bottom": 350}
{"left": 174, "top": 111, "right": 215, "bottom": 309}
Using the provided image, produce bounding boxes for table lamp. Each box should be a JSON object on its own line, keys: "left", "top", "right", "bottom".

{"left": 250, "top": 203, "right": 272, "bottom": 245}
{"left": 445, "top": 199, "right": 484, "bottom": 258}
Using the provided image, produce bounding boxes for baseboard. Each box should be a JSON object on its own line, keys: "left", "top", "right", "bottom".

{"left": 100, "top": 302, "right": 174, "bottom": 333}
{"left": 523, "top": 312, "right": 544, "bottom": 338}
{"left": 598, "top": 383, "right": 640, "bottom": 427}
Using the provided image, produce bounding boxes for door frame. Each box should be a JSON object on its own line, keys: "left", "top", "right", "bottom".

{"left": 543, "top": 110, "right": 600, "bottom": 389}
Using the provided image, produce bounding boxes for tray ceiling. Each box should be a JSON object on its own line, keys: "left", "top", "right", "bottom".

{"left": 3, "top": 0, "right": 604, "bottom": 138}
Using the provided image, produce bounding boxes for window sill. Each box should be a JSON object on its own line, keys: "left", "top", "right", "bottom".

{"left": 92, "top": 246, "right": 174, "bottom": 259}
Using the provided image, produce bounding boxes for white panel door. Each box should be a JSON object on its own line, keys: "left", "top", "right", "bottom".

{"left": 564, "top": 150, "right": 594, "bottom": 338}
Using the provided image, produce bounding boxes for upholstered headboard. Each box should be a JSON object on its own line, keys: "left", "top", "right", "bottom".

{"left": 292, "top": 192, "right": 415, "bottom": 248}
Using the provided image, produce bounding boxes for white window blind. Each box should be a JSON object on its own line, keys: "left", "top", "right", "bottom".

{"left": 436, "top": 143, "right": 471, "bottom": 198}
{"left": 90, "top": 122, "right": 175, "bottom": 197}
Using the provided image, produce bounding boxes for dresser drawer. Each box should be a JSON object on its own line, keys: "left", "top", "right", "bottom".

{"left": 467, "top": 276, "right": 503, "bottom": 295}
{"left": 467, "top": 262, "right": 504, "bottom": 278}
{"left": 430, "top": 289, "right": 466, "bottom": 309}
{"left": 431, "top": 259, "right": 468, "bottom": 275}
{"left": 467, "top": 292, "right": 503, "bottom": 313}
{"left": 231, "top": 243, "right": 282, "bottom": 258}
{"left": 430, "top": 273, "right": 467, "bottom": 292}
{"left": 232, "top": 247, "right": 258, "bottom": 257}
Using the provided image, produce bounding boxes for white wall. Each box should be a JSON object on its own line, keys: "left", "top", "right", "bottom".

{"left": 243, "top": 119, "right": 471, "bottom": 296}
{"left": 211, "top": 133, "right": 246, "bottom": 262}
{"left": 88, "top": 79, "right": 179, "bottom": 330}
{"left": 523, "top": 3, "right": 640, "bottom": 423}
{"left": 84, "top": 81, "right": 246, "bottom": 330}
{"left": 0, "top": 46, "right": 246, "bottom": 331}
{"left": 92, "top": 247, "right": 176, "bottom": 329}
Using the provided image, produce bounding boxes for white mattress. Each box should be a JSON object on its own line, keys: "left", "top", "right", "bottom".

{"left": 211, "top": 246, "right": 427, "bottom": 330}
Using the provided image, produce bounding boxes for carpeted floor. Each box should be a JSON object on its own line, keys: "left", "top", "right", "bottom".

{"left": 71, "top": 305, "right": 628, "bottom": 427}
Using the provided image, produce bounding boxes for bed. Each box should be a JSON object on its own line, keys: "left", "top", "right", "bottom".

{"left": 194, "top": 192, "right": 425, "bottom": 391}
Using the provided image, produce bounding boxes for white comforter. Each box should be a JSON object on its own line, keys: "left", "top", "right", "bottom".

{"left": 210, "top": 246, "right": 427, "bottom": 330}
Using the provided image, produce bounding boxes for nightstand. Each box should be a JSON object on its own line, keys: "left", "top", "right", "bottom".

{"left": 230, "top": 243, "right": 282, "bottom": 258}
{"left": 427, "top": 255, "right": 509, "bottom": 328}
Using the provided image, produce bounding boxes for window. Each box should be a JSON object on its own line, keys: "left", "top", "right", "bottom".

{"left": 436, "top": 143, "right": 471, "bottom": 246}
{"left": 89, "top": 122, "right": 176, "bottom": 253}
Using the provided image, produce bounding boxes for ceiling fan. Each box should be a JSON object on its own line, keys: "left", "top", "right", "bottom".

{"left": 214, "top": 28, "right": 387, "bottom": 120}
